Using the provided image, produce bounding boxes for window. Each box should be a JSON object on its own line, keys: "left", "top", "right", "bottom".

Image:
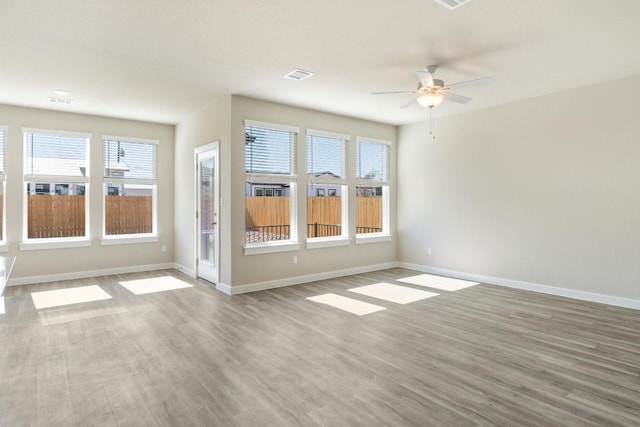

{"left": 103, "top": 136, "right": 157, "bottom": 238}
{"left": 307, "top": 130, "right": 348, "bottom": 240}
{"left": 23, "top": 129, "right": 90, "bottom": 241}
{"left": 356, "top": 138, "right": 390, "bottom": 236}
{"left": 0, "top": 126, "right": 5, "bottom": 242}
{"left": 245, "top": 121, "right": 298, "bottom": 246}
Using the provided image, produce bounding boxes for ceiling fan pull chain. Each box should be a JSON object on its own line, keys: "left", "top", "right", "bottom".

{"left": 429, "top": 106, "right": 436, "bottom": 140}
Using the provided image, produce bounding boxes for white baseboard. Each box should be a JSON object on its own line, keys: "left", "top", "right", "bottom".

{"left": 8, "top": 263, "right": 176, "bottom": 287}
{"left": 173, "top": 263, "right": 196, "bottom": 279}
{"left": 398, "top": 262, "right": 640, "bottom": 311}
{"left": 222, "top": 262, "right": 399, "bottom": 295}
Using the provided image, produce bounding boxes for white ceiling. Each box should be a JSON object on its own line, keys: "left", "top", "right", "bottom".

{"left": 2, "top": 0, "right": 640, "bottom": 126}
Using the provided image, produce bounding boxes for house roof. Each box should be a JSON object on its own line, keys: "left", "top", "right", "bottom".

{"left": 1, "top": 1, "right": 639, "bottom": 125}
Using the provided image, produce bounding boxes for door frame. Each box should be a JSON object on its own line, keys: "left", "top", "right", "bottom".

{"left": 194, "top": 141, "right": 220, "bottom": 284}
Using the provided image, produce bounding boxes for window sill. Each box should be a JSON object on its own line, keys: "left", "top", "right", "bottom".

{"left": 306, "top": 237, "right": 351, "bottom": 250}
{"left": 20, "top": 238, "right": 92, "bottom": 251}
{"left": 0, "top": 244, "right": 8, "bottom": 253}
{"left": 355, "top": 234, "right": 393, "bottom": 245}
{"left": 244, "top": 241, "right": 300, "bottom": 255}
{"left": 101, "top": 235, "right": 159, "bottom": 246}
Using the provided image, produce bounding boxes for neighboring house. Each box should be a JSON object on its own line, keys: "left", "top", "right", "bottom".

{"left": 25, "top": 158, "right": 151, "bottom": 196}
{"left": 245, "top": 182, "right": 290, "bottom": 197}
{"left": 307, "top": 171, "right": 342, "bottom": 197}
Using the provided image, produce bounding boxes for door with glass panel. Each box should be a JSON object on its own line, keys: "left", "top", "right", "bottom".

{"left": 196, "top": 143, "right": 219, "bottom": 284}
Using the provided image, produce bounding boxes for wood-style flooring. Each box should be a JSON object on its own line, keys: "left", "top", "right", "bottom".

{"left": 1, "top": 268, "right": 639, "bottom": 426}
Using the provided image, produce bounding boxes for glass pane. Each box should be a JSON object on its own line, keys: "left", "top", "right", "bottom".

{"left": 104, "top": 140, "right": 156, "bottom": 179}
{"left": 245, "top": 180, "right": 290, "bottom": 243}
{"left": 356, "top": 185, "right": 382, "bottom": 234}
{"left": 27, "top": 183, "right": 85, "bottom": 238}
{"left": 104, "top": 183, "right": 153, "bottom": 235}
{"left": 307, "top": 134, "right": 346, "bottom": 178}
{"left": 200, "top": 158, "right": 215, "bottom": 264}
{"left": 356, "top": 141, "right": 388, "bottom": 181}
{"left": 245, "top": 126, "right": 295, "bottom": 175}
{"left": 307, "top": 185, "right": 342, "bottom": 238}
{"left": 25, "top": 133, "right": 87, "bottom": 177}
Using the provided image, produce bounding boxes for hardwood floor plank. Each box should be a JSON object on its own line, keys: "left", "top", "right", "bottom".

{"left": 1, "top": 268, "right": 639, "bottom": 426}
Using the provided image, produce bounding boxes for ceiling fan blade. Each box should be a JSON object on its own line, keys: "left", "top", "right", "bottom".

{"left": 371, "top": 90, "right": 418, "bottom": 95}
{"left": 400, "top": 98, "right": 417, "bottom": 109}
{"left": 416, "top": 71, "right": 434, "bottom": 88}
{"left": 447, "top": 76, "right": 495, "bottom": 91}
{"left": 444, "top": 92, "right": 472, "bottom": 104}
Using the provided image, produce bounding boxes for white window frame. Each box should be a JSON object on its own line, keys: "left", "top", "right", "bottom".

{"left": 244, "top": 120, "right": 299, "bottom": 254}
{"left": 20, "top": 128, "right": 92, "bottom": 251}
{"left": 306, "top": 129, "right": 351, "bottom": 249}
{"left": 0, "top": 125, "right": 7, "bottom": 251}
{"left": 355, "top": 137, "right": 391, "bottom": 244}
{"left": 101, "top": 135, "right": 158, "bottom": 245}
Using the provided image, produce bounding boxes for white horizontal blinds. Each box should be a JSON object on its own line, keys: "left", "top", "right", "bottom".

{"left": 356, "top": 139, "right": 389, "bottom": 184}
{"left": 0, "top": 127, "right": 6, "bottom": 181}
{"left": 245, "top": 123, "right": 297, "bottom": 178}
{"left": 24, "top": 131, "right": 88, "bottom": 183}
{"left": 307, "top": 132, "right": 347, "bottom": 183}
{"left": 103, "top": 138, "right": 157, "bottom": 183}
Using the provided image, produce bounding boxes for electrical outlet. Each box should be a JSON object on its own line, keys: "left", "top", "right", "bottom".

{"left": 293, "top": 255, "right": 298, "bottom": 264}
{"left": 161, "top": 245, "right": 167, "bottom": 252}
{"left": 427, "top": 248, "right": 432, "bottom": 255}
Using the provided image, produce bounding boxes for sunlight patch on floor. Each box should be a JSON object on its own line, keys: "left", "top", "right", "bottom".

{"left": 307, "top": 293, "right": 386, "bottom": 315}
{"left": 398, "top": 274, "right": 478, "bottom": 291}
{"left": 31, "top": 285, "right": 112, "bottom": 309}
{"left": 348, "top": 283, "right": 439, "bottom": 304}
{"left": 119, "top": 275, "right": 193, "bottom": 295}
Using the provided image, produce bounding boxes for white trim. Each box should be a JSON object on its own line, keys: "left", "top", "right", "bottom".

{"left": 244, "top": 120, "right": 300, "bottom": 134}
{"left": 215, "top": 282, "right": 232, "bottom": 294}
{"left": 307, "top": 129, "right": 350, "bottom": 141}
{"left": 355, "top": 136, "right": 392, "bottom": 146}
{"left": 244, "top": 241, "right": 300, "bottom": 255}
{"left": 20, "top": 238, "right": 92, "bottom": 251}
{"left": 101, "top": 235, "right": 159, "bottom": 245}
{"left": 355, "top": 234, "right": 392, "bottom": 244}
{"left": 173, "top": 263, "right": 196, "bottom": 278}
{"left": 24, "top": 175, "right": 89, "bottom": 184}
{"left": 0, "top": 125, "right": 7, "bottom": 132}
{"left": 398, "top": 262, "right": 640, "bottom": 311}
{"left": 22, "top": 127, "right": 92, "bottom": 138}
{"left": 306, "top": 237, "right": 351, "bottom": 249}
{"left": 102, "top": 135, "right": 159, "bottom": 145}
{"left": 218, "top": 262, "right": 398, "bottom": 295}
{"left": 7, "top": 263, "right": 175, "bottom": 287}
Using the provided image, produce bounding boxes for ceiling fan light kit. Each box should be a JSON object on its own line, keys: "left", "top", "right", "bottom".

{"left": 417, "top": 93, "right": 444, "bottom": 108}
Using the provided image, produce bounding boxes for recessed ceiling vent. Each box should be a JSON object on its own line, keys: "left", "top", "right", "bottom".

{"left": 284, "top": 68, "right": 314, "bottom": 81}
{"left": 48, "top": 97, "right": 74, "bottom": 105}
{"left": 433, "top": 0, "right": 473, "bottom": 10}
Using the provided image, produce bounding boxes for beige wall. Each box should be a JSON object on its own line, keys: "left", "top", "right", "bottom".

{"left": 173, "top": 96, "right": 232, "bottom": 283}
{"left": 229, "top": 96, "right": 397, "bottom": 287}
{"left": 0, "top": 103, "right": 175, "bottom": 279}
{"left": 397, "top": 75, "right": 640, "bottom": 300}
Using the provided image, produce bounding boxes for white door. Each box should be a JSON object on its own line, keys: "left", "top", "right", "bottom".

{"left": 196, "top": 143, "right": 219, "bottom": 284}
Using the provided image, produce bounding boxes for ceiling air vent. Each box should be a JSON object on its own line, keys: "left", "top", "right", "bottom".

{"left": 48, "top": 97, "right": 74, "bottom": 105}
{"left": 433, "top": 0, "right": 473, "bottom": 10}
{"left": 284, "top": 68, "right": 314, "bottom": 81}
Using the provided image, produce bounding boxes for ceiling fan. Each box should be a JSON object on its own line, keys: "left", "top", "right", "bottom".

{"left": 372, "top": 65, "right": 495, "bottom": 109}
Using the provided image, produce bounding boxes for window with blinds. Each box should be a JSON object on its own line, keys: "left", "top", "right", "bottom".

{"left": 307, "top": 131, "right": 348, "bottom": 239}
{"left": 244, "top": 121, "right": 298, "bottom": 244}
{"left": 0, "top": 126, "right": 5, "bottom": 242}
{"left": 23, "top": 129, "right": 90, "bottom": 240}
{"left": 103, "top": 137, "right": 157, "bottom": 237}
{"left": 356, "top": 138, "right": 390, "bottom": 235}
